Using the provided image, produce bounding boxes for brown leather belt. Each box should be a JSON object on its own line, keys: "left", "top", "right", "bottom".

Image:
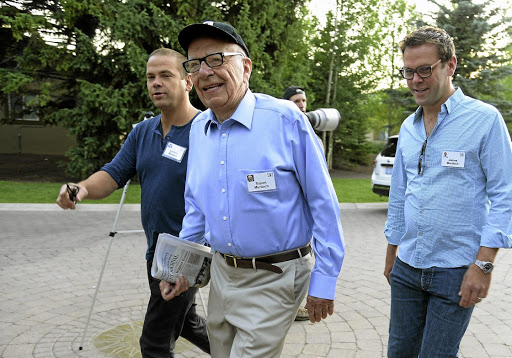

{"left": 219, "top": 244, "right": 311, "bottom": 274}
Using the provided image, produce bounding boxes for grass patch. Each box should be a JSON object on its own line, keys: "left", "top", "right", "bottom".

{"left": 0, "top": 178, "right": 387, "bottom": 204}
{"left": 0, "top": 181, "right": 141, "bottom": 204}
{"left": 332, "top": 178, "right": 388, "bottom": 203}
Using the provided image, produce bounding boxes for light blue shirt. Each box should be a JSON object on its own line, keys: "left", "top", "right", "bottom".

{"left": 180, "top": 90, "right": 345, "bottom": 299}
{"left": 385, "top": 88, "right": 512, "bottom": 269}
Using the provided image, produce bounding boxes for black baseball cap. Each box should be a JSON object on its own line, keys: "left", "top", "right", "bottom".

{"left": 178, "top": 21, "right": 250, "bottom": 57}
{"left": 283, "top": 86, "right": 306, "bottom": 100}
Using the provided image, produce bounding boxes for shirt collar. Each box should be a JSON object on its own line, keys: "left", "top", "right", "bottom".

{"left": 444, "top": 87, "right": 464, "bottom": 114}
{"left": 413, "top": 87, "right": 464, "bottom": 122}
{"left": 152, "top": 112, "right": 200, "bottom": 135}
{"left": 151, "top": 114, "right": 163, "bottom": 135}
{"left": 203, "top": 90, "right": 255, "bottom": 134}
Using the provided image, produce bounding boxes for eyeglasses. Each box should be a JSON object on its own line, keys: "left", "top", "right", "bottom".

{"left": 418, "top": 140, "right": 427, "bottom": 175}
{"left": 399, "top": 59, "right": 442, "bottom": 80}
{"left": 67, "top": 183, "right": 79, "bottom": 204}
{"left": 182, "top": 52, "right": 244, "bottom": 73}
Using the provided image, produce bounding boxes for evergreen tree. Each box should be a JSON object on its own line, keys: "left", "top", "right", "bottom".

{"left": 367, "top": 0, "right": 512, "bottom": 140}
{"left": 425, "top": 0, "right": 512, "bottom": 123}
{"left": 1, "top": 0, "right": 312, "bottom": 179}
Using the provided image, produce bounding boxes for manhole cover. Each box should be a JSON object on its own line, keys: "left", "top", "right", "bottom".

{"left": 92, "top": 321, "right": 194, "bottom": 357}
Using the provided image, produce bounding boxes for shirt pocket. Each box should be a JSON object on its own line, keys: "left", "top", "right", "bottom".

{"left": 240, "top": 169, "right": 279, "bottom": 212}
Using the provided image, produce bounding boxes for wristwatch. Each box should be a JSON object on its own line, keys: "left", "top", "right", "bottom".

{"left": 474, "top": 260, "right": 494, "bottom": 274}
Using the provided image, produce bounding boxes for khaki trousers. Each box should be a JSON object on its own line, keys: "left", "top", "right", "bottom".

{"left": 207, "top": 251, "right": 313, "bottom": 357}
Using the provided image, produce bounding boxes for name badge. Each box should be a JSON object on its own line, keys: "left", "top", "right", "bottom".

{"left": 162, "top": 142, "right": 187, "bottom": 163}
{"left": 246, "top": 171, "right": 277, "bottom": 193}
{"left": 441, "top": 151, "right": 465, "bottom": 168}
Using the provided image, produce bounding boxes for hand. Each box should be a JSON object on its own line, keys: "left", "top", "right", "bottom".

{"left": 458, "top": 264, "right": 492, "bottom": 308}
{"left": 56, "top": 183, "right": 87, "bottom": 209}
{"left": 305, "top": 295, "right": 334, "bottom": 323}
{"left": 384, "top": 244, "right": 398, "bottom": 285}
{"left": 159, "top": 275, "right": 190, "bottom": 301}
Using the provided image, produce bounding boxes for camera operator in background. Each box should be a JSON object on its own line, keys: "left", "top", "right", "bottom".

{"left": 284, "top": 85, "right": 325, "bottom": 155}
{"left": 283, "top": 86, "right": 307, "bottom": 113}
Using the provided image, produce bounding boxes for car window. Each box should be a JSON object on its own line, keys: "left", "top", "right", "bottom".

{"left": 381, "top": 138, "right": 398, "bottom": 157}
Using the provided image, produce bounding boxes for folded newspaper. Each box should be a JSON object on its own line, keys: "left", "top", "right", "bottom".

{"left": 151, "top": 233, "right": 212, "bottom": 288}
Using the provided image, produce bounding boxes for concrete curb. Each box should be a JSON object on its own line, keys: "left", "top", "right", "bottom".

{"left": 0, "top": 203, "right": 387, "bottom": 211}
{"left": 0, "top": 203, "right": 142, "bottom": 211}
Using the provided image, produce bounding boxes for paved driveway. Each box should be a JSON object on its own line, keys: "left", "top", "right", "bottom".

{"left": 0, "top": 203, "right": 510, "bottom": 357}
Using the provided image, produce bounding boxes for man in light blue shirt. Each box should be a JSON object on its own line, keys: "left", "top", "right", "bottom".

{"left": 159, "top": 21, "right": 345, "bottom": 357}
{"left": 384, "top": 26, "right": 512, "bottom": 357}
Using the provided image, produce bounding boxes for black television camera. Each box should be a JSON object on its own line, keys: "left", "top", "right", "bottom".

{"left": 305, "top": 108, "right": 340, "bottom": 132}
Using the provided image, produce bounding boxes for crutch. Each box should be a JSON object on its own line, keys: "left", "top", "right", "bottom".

{"left": 79, "top": 111, "right": 152, "bottom": 350}
{"left": 198, "top": 288, "right": 207, "bottom": 315}
{"left": 76, "top": 182, "right": 208, "bottom": 350}
{"left": 78, "top": 179, "right": 143, "bottom": 350}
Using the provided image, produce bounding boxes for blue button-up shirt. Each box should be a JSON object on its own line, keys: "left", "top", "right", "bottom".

{"left": 385, "top": 88, "right": 512, "bottom": 268}
{"left": 180, "top": 90, "right": 345, "bottom": 299}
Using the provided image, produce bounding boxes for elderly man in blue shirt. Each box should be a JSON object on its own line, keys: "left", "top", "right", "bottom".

{"left": 159, "top": 21, "right": 345, "bottom": 357}
{"left": 384, "top": 26, "right": 512, "bottom": 358}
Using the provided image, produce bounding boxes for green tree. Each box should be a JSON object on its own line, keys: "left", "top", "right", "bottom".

{"left": 307, "top": 0, "right": 411, "bottom": 166}
{"left": 1, "top": 0, "right": 313, "bottom": 179}
{"left": 498, "top": 66, "right": 512, "bottom": 132}
{"left": 424, "top": 0, "right": 512, "bottom": 123}
{"left": 1, "top": 0, "right": 174, "bottom": 178}
{"left": 378, "top": 0, "right": 417, "bottom": 136}
{"left": 362, "top": 88, "right": 416, "bottom": 138}
{"left": 368, "top": 0, "right": 512, "bottom": 139}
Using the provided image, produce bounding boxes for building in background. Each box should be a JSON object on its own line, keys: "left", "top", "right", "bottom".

{"left": 0, "top": 88, "right": 76, "bottom": 155}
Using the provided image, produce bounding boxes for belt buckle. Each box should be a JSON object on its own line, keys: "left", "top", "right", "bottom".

{"left": 224, "top": 254, "right": 238, "bottom": 268}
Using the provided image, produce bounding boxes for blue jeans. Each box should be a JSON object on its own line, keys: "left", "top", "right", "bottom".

{"left": 388, "top": 258, "right": 474, "bottom": 358}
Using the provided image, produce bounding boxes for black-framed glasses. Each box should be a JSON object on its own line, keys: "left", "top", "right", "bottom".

{"left": 418, "top": 140, "right": 427, "bottom": 175}
{"left": 67, "top": 183, "right": 79, "bottom": 204}
{"left": 182, "top": 52, "right": 244, "bottom": 73}
{"left": 400, "top": 59, "right": 442, "bottom": 80}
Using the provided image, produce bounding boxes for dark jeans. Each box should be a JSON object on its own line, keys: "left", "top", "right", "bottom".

{"left": 140, "top": 260, "right": 210, "bottom": 357}
{"left": 388, "top": 258, "right": 474, "bottom": 358}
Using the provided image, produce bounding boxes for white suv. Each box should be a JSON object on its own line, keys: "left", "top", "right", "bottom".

{"left": 371, "top": 135, "right": 398, "bottom": 196}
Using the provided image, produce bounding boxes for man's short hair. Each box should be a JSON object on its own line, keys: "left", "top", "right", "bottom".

{"left": 148, "top": 48, "right": 188, "bottom": 79}
{"left": 399, "top": 26, "right": 456, "bottom": 63}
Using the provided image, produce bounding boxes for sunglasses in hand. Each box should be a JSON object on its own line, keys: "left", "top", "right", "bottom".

{"left": 66, "top": 184, "right": 79, "bottom": 204}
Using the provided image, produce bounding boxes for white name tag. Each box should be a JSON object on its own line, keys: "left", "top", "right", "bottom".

{"left": 246, "top": 171, "right": 277, "bottom": 193}
{"left": 162, "top": 142, "right": 187, "bottom": 163}
{"left": 441, "top": 151, "right": 465, "bottom": 168}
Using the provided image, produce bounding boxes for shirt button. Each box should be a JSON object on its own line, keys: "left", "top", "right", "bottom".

{"left": 221, "top": 161, "right": 225, "bottom": 165}
{"left": 418, "top": 231, "right": 423, "bottom": 236}
{"left": 223, "top": 216, "right": 227, "bottom": 221}
{"left": 222, "top": 133, "right": 227, "bottom": 138}
{"left": 228, "top": 243, "right": 232, "bottom": 247}
{"left": 222, "top": 188, "right": 226, "bottom": 193}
